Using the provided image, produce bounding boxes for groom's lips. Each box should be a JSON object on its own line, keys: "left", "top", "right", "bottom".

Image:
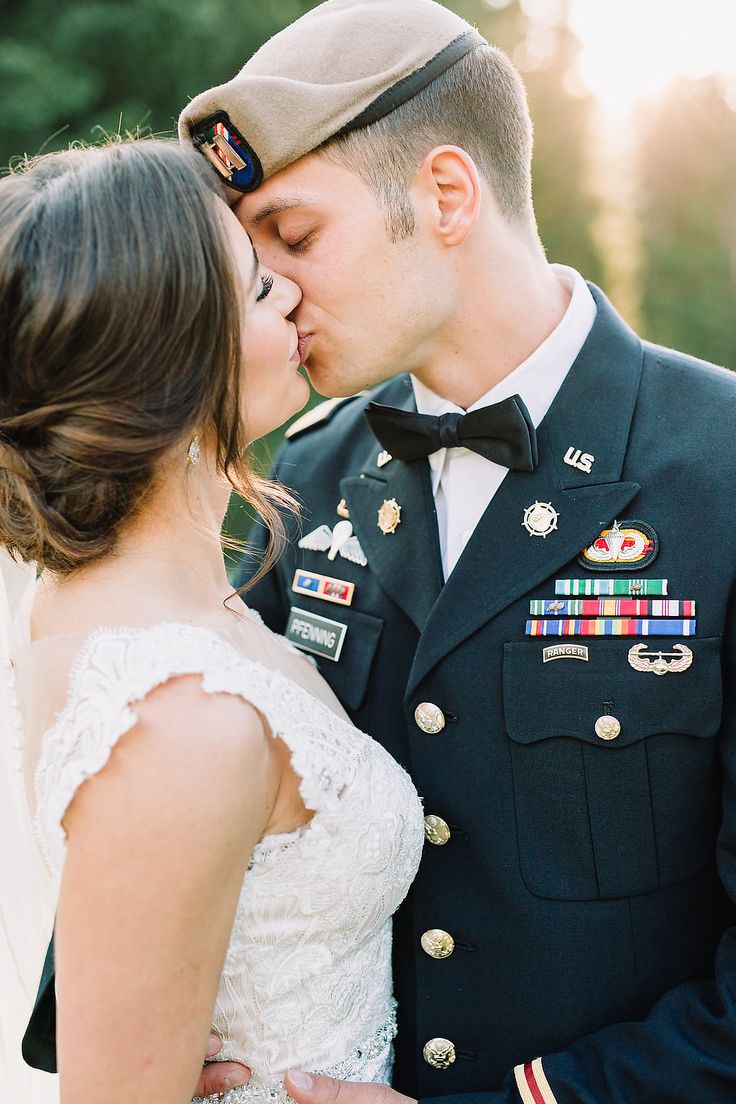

{"left": 297, "top": 334, "right": 313, "bottom": 363}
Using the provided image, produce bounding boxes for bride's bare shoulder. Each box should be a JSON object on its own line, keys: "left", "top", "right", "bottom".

{"left": 60, "top": 667, "right": 279, "bottom": 839}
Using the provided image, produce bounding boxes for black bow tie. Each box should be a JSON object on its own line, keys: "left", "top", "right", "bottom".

{"left": 364, "top": 394, "right": 538, "bottom": 470}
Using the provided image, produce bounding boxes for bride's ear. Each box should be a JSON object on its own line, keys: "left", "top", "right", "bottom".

{"left": 411, "top": 145, "right": 482, "bottom": 247}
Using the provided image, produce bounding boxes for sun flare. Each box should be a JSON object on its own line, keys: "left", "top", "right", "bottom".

{"left": 568, "top": 0, "right": 736, "bottom": 113}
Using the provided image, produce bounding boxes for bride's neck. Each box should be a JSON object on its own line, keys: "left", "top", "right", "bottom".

{"left": 35, "top": 459, "right": 242, "bottom": 638}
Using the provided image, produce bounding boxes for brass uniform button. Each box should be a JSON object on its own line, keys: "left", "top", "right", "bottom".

{"left": 595, "top": 714, "right": 621, "bottom": 741}
{"left": 424, "top": 815, "right": 451, "bottom": 845}
{"left": 423, "top": 1038, "right": 457, "bottom": 1069}
{"left": 415, "top": 702, "right": 446, "bottom": 733}
{"left": 421, "top": 929, "right": 455, "bottom": 958}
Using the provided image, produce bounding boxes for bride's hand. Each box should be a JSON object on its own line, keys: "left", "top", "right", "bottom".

{"left": 284, "top": 1071, "right": 417, "bottom": 1104}
{"left": 194, "top": 1034, "right": 251, "bottom": 1097}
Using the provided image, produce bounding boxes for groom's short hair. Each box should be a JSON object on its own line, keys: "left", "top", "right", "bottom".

{"left": 180, "top": 0, "right": 534, "bottom": 238}
{"left": 317, "top": 45, "right": 533, "bottom": 240}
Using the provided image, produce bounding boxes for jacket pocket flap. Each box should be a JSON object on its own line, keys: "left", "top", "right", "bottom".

{"left": 503, "top": 636, "right": 722, "bottom": 747}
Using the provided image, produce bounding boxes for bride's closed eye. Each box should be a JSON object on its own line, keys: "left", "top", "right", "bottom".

{"left": 257, "top": 273, "right": 274, "bottom": 302}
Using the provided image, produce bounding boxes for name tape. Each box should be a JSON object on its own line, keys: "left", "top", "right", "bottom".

{"left": 285, "top": 607, "right": 348, "bottom": 662}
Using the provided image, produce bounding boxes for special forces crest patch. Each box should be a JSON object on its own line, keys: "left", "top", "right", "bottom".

{"left": 578, "top": 519, "right": 658, "bottom": 572}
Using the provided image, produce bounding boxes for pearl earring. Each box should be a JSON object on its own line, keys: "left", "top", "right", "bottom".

{"left": 187, "top": 434, "right": 201, "bottom": 465}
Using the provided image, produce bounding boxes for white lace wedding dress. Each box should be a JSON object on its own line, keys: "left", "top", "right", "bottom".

{"left": 14, "top": 608, "right": 425, "bottom": 1103}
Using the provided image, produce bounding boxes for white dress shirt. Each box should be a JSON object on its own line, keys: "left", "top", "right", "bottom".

{"left": 411, "top": 265, "right": 597, "bottom": 578}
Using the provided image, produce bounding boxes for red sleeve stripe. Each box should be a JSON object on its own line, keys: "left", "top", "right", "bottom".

{"left": 514, "top": 1059, "right": 558, "bottom": 1104}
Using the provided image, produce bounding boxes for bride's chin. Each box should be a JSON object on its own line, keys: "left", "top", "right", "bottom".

{"left": 246, "top": 380, "right": 311, "bottom": 444}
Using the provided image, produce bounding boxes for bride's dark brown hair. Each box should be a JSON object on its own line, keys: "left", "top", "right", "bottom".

{"left": 0, "top": 139, "right": 292, "bottom": 583}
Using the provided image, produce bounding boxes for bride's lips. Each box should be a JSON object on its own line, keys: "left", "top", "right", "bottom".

{"left": 296, "top": 333, "right": 313, "bottom": 363}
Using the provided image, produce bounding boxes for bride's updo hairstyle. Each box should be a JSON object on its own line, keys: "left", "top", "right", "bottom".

{"left": 0, "top": 139, "right": 289, "bottom": 581}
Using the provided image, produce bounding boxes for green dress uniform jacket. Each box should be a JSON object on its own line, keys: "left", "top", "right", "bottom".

{"left": 24, "top": 286, "right": 736, "bottom": 1102}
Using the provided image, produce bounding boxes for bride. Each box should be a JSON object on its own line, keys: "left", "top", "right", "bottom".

{"left": 0, "top": 139, "right": 423, "bottom": 1103}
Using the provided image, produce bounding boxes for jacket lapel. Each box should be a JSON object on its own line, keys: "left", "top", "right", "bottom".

{"left": 407, "top": 285, "right": 645, "bottom": 696}
{"left": 340, "top": 378, "right": 444, "bottom": 632}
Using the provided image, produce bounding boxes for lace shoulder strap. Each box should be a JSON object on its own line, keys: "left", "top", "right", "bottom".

{"left": 35, "top": 622, "right": 355, "bottom": 878}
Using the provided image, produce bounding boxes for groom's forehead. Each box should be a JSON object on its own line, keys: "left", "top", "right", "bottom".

{"left": 236, "top": 154, "right": 380, "bottom": 227}
{"left": 178, "top": 0, "right": 486, "bottom": 202}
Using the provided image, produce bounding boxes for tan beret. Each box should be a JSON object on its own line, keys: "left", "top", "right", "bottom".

{"left": 178, "top": 0, "right": 486, "bottom": 195}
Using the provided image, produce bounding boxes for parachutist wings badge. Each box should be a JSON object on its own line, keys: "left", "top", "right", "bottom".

{"left": 298, "top": 520, "right": 368, "bottom": 567}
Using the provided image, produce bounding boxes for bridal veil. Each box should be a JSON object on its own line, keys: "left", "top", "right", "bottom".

{"left": 0, "top": 552, "right": 58, "bottom": 1103}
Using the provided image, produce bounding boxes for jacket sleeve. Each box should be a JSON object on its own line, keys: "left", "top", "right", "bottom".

{"left": 422, "top": 610, "right": 736, "bottom": 1104}
{"left": 22, "top": 935, "right": 56, "bottom": 1073}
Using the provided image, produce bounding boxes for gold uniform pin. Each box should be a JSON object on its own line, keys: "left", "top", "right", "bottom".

{"left": 377, "top": 498, "right": 402, "bottom": 535}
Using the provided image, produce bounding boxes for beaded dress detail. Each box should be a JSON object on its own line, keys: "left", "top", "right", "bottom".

{"left": 31, "top": 620, "right": 425, "bottom": 1103}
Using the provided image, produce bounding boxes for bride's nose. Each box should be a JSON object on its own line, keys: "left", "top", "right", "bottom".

{"left": 271, "top": 272, "right": 302, "bottom": 317}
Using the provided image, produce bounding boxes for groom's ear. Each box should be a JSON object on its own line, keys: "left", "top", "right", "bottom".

{"left": 411, "top": 145, "right": 482, "bottom": 247}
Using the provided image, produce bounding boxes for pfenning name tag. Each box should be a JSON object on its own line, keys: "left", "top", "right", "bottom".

{"left": 286, "top": 607, "right": 348, "bottom": 663}
{"left": 542, "top": 644, "right": 589, "bottom": 663}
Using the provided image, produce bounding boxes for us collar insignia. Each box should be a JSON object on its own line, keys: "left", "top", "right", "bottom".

{"left": 578, "top": 519, "right": 658, "bottom": 571}
{"left": 563, "top": 447, "right": 595, "bottom": 474}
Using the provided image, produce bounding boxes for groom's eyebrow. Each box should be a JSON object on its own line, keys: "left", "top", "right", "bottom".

{"left": 250, "top": 197, "right": 314, "bottom": 224}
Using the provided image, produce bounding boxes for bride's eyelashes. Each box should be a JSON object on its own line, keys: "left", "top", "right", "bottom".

{"left": 257, "top": 273, "right": 274, "bottom": 301}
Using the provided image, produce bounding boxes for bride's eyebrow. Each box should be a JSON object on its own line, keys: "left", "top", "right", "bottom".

{"left": 251, "top": 197, "right": 314, "bottom": 224}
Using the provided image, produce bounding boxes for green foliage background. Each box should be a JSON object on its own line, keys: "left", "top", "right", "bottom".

{"left": 1, "top": 0, "right": 734, "bottom": 502}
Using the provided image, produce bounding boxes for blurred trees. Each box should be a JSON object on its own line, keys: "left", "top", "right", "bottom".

{"left": 0, "top": 0, "right": 315, "bottom": 163}
{"left": 637, "top": 76, "right": 736, "bottom": 368}
{"left": 468, "top": 0, "right": 604, "bottom": 283}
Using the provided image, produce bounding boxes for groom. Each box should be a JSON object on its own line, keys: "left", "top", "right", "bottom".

{"left": 25, "top": 1, "right": 736, "bottom": 1101}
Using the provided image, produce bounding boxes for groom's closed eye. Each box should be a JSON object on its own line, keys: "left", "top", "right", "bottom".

{"left": 280, "top": 230, "right": 316, "bottom": 255}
